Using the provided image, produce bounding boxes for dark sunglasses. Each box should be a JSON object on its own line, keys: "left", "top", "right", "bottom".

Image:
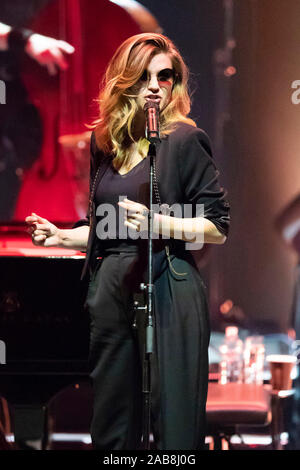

{"left": 139, "top": 68, "right": 176, "bottom": 83}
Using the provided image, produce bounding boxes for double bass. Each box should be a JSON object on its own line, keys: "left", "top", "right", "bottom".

{"left": 16, "top": 0, "right": 160, "bottom": 222}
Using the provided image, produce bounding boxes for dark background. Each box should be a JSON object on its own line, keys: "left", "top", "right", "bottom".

{"left": 139, "top": 0, "right": 300, "bottom": 333}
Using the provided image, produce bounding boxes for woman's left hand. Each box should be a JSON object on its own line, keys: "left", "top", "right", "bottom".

{"left": 118, "top": 198, "right": 149, "bottom": 232}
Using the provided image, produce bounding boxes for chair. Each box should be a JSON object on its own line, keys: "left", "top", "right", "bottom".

{"left": 206, "top": 382, "right": 272, "bottom": 450}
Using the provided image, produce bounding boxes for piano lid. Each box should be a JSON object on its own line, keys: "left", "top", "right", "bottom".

{"left": 0, "top": 223, "right": 86, "bottom": 258}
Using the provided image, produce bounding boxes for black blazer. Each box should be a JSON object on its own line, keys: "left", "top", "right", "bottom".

{"left": 74, "top": 122, "right": 230, "bottom": 279}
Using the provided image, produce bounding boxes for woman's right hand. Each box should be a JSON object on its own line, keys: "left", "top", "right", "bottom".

{"left": 25, "top": 34, "right": 75, "bottom": 76}
{"left": 25, "top": 213, "right": 61, "bottom": 247}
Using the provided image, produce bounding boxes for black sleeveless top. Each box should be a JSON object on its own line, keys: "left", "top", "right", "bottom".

{"left": 94, "top": 157, "right": 150, "bottom": 254}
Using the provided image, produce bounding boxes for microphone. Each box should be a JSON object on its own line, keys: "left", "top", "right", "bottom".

{"left": 144, "top": 100, "right": 160, "bottom": 143}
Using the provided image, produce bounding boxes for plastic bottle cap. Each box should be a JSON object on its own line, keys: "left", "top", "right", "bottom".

{"left": 225, "top": 326, "right": 238, "bottom": 337}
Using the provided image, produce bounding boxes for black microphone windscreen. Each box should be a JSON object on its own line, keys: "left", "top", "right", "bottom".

{"left": 143, "top": 100, "right": 160, "bottom": 112}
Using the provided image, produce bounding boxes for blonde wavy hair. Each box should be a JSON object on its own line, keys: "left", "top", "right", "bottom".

{"left": 93, "top": 33, "right": 196, "bottom": 168}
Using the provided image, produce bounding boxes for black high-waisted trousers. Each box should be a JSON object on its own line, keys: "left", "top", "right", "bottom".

{"left": 85, "top": 250, "right": 210, "bottom": 450}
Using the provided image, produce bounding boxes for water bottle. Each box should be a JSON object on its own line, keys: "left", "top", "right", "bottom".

{"left": 244, "top": 335, "right": 265, "bottom": 385}
{"left": 218, "top": 326, "right": 244, "bottom": 384}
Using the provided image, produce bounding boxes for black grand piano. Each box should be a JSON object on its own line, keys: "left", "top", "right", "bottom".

{"left": 0, "top": 224, "right": 91, "bottom": 449}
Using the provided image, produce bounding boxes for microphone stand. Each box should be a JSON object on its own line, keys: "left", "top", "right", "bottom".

{"left": 138, "top": 102, "right": 160, "bottom": 450}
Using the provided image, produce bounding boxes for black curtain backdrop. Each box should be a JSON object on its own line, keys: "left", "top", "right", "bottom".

{"left": 139, "top": 0, "right": 224, "bottom": 137}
